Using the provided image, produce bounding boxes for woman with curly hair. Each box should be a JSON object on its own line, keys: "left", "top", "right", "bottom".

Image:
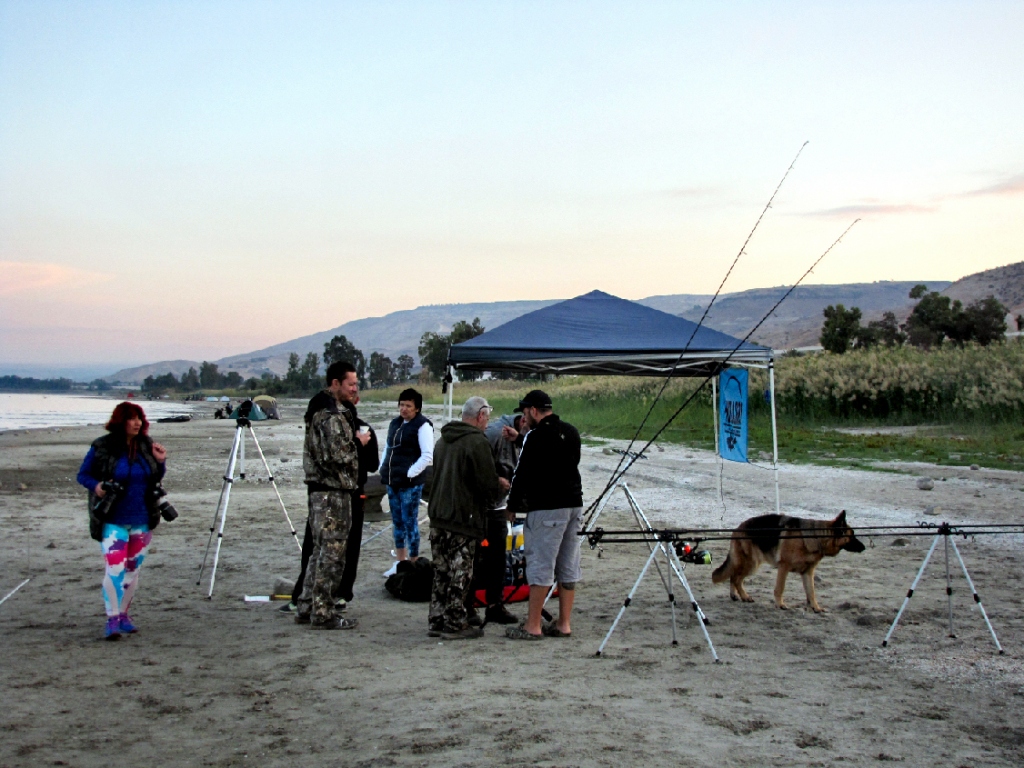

{"left": 77, "top": 402, "right": 167, "bottom": 640}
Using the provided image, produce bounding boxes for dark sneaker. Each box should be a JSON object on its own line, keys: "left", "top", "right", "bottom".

{"left": 278, "top": 601, "right": 297, "bottom": 614}
{"left": 294, "top": 613, "right": 311, "bottom": 625}
{"left": 334, "top": 598, "right": 348, "bottom": 613}
{"left": 104, "top": 617, "right": 122, "bottom": 641}
{"left": 440, "top": 626, "right": 484, "bottom": 641}
{"left": 310, "top": 617, "right": 359, "bottom": 631}
{"left": 485, "top": 606, "right": 519, "bottom": 625}
{"left": 467, "top": 610, "right": 482, "bottom": 628}
{"left": 118, "top": 614, "right": 138, "bottom": 634}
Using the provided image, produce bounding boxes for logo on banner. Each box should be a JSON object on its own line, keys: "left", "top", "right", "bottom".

{"left": 719, "top": 368, "right": 748, "bottom": 463}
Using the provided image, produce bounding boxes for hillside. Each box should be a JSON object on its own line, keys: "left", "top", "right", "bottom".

{"left": 107, "top": 263, "right": 1024, "bottom": 384}
{"left": 942, "top": 260, "right": 1024, "bottom": 319}
{"left": 679, "top": 281, "right": 951, "bottom": 349}
{"left": 105, "top": 294, "right": 712, "bottom": 383}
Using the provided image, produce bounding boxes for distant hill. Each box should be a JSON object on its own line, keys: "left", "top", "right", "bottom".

{"left": 942, "top": 260, "right": 1024, "bottom": 320}
{"left": 679, "top": 281, "right": 952, "bottom": 350}
{"left": 106, "top": 359, "right": 203, "bottom": 385}
{"left": 106, "top": 262, "right": 1024, "bottom": 384}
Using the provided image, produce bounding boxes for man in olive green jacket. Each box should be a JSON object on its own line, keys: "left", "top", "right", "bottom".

{"left": 427, "top": 396, "right": 506, "bottom": 639}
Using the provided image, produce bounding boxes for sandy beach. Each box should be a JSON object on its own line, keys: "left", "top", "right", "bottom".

{"left": 2, "top": 399, "right": 1023, "bottom": 767}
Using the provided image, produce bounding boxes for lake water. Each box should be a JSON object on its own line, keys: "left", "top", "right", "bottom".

{"left": 0, "top": 393, "right": 194, "bottom": 431}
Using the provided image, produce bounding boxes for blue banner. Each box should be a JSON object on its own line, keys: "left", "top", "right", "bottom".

{"left": 719, "top": 368, "right": 748, "bottom": 463}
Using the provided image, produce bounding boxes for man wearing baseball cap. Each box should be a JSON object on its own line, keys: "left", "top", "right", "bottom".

{"left": 504, "top": 390, "right": 583, "bottom": 640}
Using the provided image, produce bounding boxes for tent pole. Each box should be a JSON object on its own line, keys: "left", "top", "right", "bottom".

{"left": 711, "top": 375, "right": 719, "bottom": 456}
{"left": 769, "top": 359, "right": 780, "bottom": 514}
{"left": 445, "top": 366, "right": 453, "bottom": 423}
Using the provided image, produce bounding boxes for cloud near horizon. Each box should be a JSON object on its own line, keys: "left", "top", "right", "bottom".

{"left": 800, "top": 202, "right": 938, "bottom": 218}
{"left": 0, "top": 261, "right": 112, "bottom": 296}
{"left": 802, "top": 170, "right": 1024, "bottom": 218}
{"left": 962, "top": 172, "right": 1024, "bottom": 198}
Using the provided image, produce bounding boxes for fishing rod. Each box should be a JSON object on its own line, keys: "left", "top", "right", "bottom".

{"left": 583, "top": 523, "right": 1024, "bottom": 547}
{"left": 584, "top": 219, "right": 861, "bottom": 527}
{"left": 600, "top": 143, "right": 810, "bottom": 501}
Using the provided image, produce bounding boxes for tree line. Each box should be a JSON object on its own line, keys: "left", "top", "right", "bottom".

{"left": 819, "top": 286, "right": 1014, "bottom": 355}
{"left": 0, "top": 375, "right": 75, "bottom": 392}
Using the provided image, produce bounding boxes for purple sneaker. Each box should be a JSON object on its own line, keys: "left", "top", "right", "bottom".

{"left": 119, "top": 614, "right": 138, "bottom": 634}
{"left": 105, "top": 617, "right": 122, "bottom": 641}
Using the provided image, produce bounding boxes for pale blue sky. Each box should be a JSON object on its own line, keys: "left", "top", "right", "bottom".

{"left": 1, "top": 1, "right": 1022, "bottom": 370}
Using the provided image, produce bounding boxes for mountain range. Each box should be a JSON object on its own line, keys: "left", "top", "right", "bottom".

{"left": 104, "top": 261, "right": 1024, "bottom": 384}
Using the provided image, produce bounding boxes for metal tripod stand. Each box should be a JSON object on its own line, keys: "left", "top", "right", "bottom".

{"left": 197, "top": 416, "right": 303, "bottom": 598}
{"left": 594, "top": 484, "right": 719, "bottom": 662}
{"left": 882, "top": 522, "right": 1003, "bottom": 653}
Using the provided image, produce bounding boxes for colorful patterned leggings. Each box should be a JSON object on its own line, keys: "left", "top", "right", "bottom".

{"left": 101, "top": 523, "right": 151, "bottom": 618}
{"left": 387, "top": 484, "right": 423, "bottom": 557}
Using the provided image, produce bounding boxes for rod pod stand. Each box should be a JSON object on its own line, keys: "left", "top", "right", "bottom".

{"left": 197, "top": 418, "right": 303, "bottom": 598}
{"left": 882, "top": 522, "right": 1003, "bottom": 654}
{"left": 594, "top": 484, "right": 719, "bottom": 662}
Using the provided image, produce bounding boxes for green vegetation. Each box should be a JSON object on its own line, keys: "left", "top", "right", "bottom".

{"left": 0, "top": 374, "right": 75, "bottom": 391}
{"left": 820, "top": 284, "right": 1007, "bottom": 354}
{"left": 363, "top": 342, "right": 1024, "bottom": 471}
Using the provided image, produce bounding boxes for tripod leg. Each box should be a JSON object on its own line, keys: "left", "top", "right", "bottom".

{"left": 198, "top": 426, "right": 242, "bottom": 585}
{"left": 205, "top": 432, "right": 243, "bottom": 598}
{"left": 883, "top": 534, "right": 941, "bottom": 647}
{"left": 944, "top": 535, "right": 955, "bottom": 638}
{"left": 667, "top": 547, "right": 720, "bottom": 663}
{"left": 582, "top": 481, "right": 621, "bottom": 534}
{"left": 597, "top": 546, "right": 661, "bottom": 657}
{"left": 948, "top": 538, "right": 1004, "bottom": 654}
{"left": 623, "top": 484, "right": 709, "bottom": 625}
{"left": 247, "top": 426, "right": 302, "bottom": 552}
{"left": 663, "top": 545, "right": 678, "bottom": 647}
{"left": 239, "top": 430, "right": 246, "bottom": 480}
{"left": 361, "top": 522, "right": 393, "bottom": 547}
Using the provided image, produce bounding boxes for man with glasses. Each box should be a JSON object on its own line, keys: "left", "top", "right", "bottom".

{"left": 504, "top": 390, "right": 583, "bottom": 640}
{"left": 426, "top": 396, "right": 506, "bottom": 640}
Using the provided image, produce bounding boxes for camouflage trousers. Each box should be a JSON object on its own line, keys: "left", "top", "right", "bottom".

{"left": 297, "top": 490, "right": 352, "bottom": 624}
{"left": 428, "top": 528, "right": 477, "bottom": 632}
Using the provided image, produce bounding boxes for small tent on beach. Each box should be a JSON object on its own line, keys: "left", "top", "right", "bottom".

{"left": 252, "top": 395, "right": 280, "bottom": 419}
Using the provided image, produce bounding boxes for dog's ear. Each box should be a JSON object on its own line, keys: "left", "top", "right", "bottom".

{"left": 834, "top": 510, "right": 847, "bottom": 526}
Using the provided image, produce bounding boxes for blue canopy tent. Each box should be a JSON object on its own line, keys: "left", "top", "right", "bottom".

{"left": 446, "top": 290, "right": 782, "bottom": 511}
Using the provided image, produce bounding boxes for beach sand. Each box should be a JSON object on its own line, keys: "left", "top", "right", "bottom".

{"left": 1, "top": 399, "right": 1023, "bottom": 767}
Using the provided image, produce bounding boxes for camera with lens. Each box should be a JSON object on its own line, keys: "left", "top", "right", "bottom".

{"left": 148, "top": 484, "right": 179, "bottom": 522}
{"left": 91, "top": 480, "right": 124, "bottom": 519}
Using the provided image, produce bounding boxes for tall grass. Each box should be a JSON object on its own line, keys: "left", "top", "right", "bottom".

{"left": 361, "top": 343, "right": 1024, "bottom": 470}
{"left": 775, "top": 341, "right": 1024, "bottom": 421}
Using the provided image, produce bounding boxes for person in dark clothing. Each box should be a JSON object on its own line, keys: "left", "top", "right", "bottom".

{"left": 286, "top": 396, "right": 378, "bottom": 612}
{"left": 504, "top": 390, "right": 583, "bottom": 641}
{"left": 427, "top": 396, "right": 505, "bottom": 640}
{"left": 477, "top": 413, "right": 525, "bottom": 624}
{"left": 78, "top": 401, "right": 168, "bottom": 640}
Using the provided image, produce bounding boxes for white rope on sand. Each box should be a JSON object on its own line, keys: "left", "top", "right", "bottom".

{"left": 0, "top": 578, "right": 30, "bottom": 607}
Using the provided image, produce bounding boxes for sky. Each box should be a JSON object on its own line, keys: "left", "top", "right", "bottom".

{"left": 1, "top": 1, "right": 1022, "bottom": 376}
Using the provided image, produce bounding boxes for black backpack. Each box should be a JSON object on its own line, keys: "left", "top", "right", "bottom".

{"left": 384, "top": 558, "right": 434, "bottom": 602}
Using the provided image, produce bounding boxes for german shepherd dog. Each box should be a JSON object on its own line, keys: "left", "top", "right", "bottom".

{"left": 711, "top": 511, "right": 865, "bottom": 612}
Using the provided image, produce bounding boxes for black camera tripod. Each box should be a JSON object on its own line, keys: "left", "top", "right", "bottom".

{"left": 197, "top": 416, "right": 302, "bottom": 598}
{"left": 882, "top": 521, "right": 1003, "bottom": 653}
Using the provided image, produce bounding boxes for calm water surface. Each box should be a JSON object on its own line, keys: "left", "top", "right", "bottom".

{"left": 0, "top": 393, "right": 193, "bottom": 431}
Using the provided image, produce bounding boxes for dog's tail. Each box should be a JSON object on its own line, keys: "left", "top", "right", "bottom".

{"left": 711, "top": 553, "right": 732, "bottom": 583}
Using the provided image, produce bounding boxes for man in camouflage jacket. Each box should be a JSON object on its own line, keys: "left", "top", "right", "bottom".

{"left": 296, "top": 361, "right": 369, "bottom": 630}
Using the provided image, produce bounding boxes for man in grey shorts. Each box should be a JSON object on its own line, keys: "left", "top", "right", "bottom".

{"left": 504, "top": 390, "right": 583, "bottom": 640}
